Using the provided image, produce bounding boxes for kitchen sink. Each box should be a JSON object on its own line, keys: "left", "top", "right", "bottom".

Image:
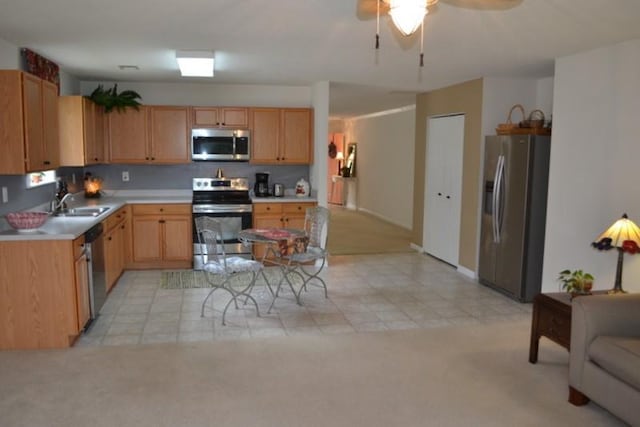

{"left": 54, "top": 207, "right": 111, "bottom": 217}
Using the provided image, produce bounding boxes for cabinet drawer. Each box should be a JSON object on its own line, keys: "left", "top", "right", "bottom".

{"left": 133, "top": 204, "right": 191, "bottom": 215}
{"left": 104, "top": 206, "right": 129, "bottom": 230}
{"left": 73, "top": 236, "right": 85, "bottom": 259}
{"left": 253, "top": 203, "right": 283, "bottom": 215}
{"left": 282, "top": 202, "right": 315, "bottom": 214}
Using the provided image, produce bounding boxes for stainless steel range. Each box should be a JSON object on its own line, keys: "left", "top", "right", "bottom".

{"left": 192, "top": 177, "right": 253, "bottom": 270}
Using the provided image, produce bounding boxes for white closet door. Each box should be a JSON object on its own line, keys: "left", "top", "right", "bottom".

{"left": 423, "top": 114, "right": 465, "bottom": 266}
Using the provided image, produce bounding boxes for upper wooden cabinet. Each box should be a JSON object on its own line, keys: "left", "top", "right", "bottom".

{"left": 58, "top": 96, "right": 106, "bottom": 166}
{"left": 192, "top": 107, "right": 248, "bottom": 128}
{"left": 108, "top": 105, "right": 190, "bottom": 164}
{"left": 149, "top": 106, "right": 191, "bottom": 163}
{"left": 108, "top": 106, "right": 149, "bottom": 163}
{"left": 250, "top": 107, "right": 312, "bottom": 165}
{"left": 0, "top": 70, "right": 60, "bottom": 174}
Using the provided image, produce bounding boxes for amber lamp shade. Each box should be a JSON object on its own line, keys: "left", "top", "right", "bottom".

{"left": 592, "top": 213, "right": 640, "bottom": 294}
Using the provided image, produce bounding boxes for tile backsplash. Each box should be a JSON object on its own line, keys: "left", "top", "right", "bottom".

{"left": 0, "top": 163, "right": 309, "bottom": 217}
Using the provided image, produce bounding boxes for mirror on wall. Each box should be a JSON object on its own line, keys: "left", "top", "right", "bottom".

{"left": 344, "top": 143, "right": 356, "bottom": 177}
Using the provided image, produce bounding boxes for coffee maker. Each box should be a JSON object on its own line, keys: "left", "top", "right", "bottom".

{"left": 254, "top": 172, "right": 270, "bottom": 197}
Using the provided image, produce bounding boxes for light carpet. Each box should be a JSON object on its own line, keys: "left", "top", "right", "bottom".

{"left": 327, "top": 207, "right": 413, "bottom": 255}
{"left": 0, "top": 321, "right": 622, "bottom": 427}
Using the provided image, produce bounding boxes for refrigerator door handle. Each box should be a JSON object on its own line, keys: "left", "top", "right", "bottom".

{"left": 491, "top": 155, "right": 502, "bottom": 242}
{"left": 494, "top": 155, "right": 505, "bottom": 243}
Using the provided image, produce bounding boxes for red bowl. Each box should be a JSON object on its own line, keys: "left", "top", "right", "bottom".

{"left": 6, "top": 212, "right": 49, "bottom": 230}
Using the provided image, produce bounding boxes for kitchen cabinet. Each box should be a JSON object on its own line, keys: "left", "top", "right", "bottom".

{"left": 148, "top": 106, "right": 191, "bottom": 163}
{"left": 108, "top": 105, "right": 149, "bottom": 163}
{"left": 131, "top": 204, "right": 192, "bottom": 269}
{"left": 59, "top": 96, "right": 106, "bottom": 166}
{"left": 0, "top": 239, "right": 84, "bottom": 349}
{"left": 252, "top": 201, "right": 316, "bottom": 259}
{"left": 103, "top": 206, "right": 130, "bottom": 291}
{"left": 108, "top": 106, "right": 190, "bottom": 164}
{"left": 0, "top": 70, "right": 60, "bottom": 174}
{"left": 192, "top": 107, "right": 248, "bottom": 128}
{"left": 250, "top": 108, "right": 313, "bottom": 164}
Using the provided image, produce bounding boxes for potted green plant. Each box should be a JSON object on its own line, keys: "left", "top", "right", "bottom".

{"left": 558, "top": 269, "right": 594, "bottom": 297}
{"left": 88, "top": 84, "right": 142, "bottom": 113}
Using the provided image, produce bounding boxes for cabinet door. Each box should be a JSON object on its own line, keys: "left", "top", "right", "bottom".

{"left": 41, "top": 80, "right": 60, "bottom": 169}
{"left": 192, "top": 107, "right": 218, "bottom": 127}
{"left": 281, "top": 108, "right": 312, "bottom": 164}
{"left": 149, "top": 106, "right": 190, "bottom": 163}
{"left": 220, "top": 108, "right": 248, "bottom": 128}
{"left": 250, "top": 108, "right": 280, "bottom": 163}
{"left": 132, "top": 216, "right": 163, "bottom": 262}
{"left": 23, "top": 73, "right": 45, "bottom": 172}
{"left": 0, "top": 71, "right": 27, "bottom": 174}
{"left": 108, "top": 107, "right": 148, "bottom": 163}
{"left": 162, "top": 216, "right": 192, "bottom": 261}
{"left": 74, "top": 253, "right": 90, "bottom": 331}
{"left": 93, "top": 105, "right": 106, "bottom": 163}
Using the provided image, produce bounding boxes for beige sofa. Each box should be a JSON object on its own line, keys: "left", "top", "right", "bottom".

{"left": 569, "top": 294, "right": 640, "bottom": 426}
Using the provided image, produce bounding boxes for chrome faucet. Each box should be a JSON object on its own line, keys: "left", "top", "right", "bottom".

{"left": 51, "top": 193, "right": 75, "bottom": 213}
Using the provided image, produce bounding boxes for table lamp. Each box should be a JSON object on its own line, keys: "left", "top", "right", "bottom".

{"left": 592, "top": 213, "right": 640, "bottom": 294}
{"left": 336, "top": 152, "right": 344, "bottom": 175}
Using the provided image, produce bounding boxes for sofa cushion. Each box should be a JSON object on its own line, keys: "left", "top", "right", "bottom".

{"left": 589, "top": 336, "right": 640, "bottom": 390}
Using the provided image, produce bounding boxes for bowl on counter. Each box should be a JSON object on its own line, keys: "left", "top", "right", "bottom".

{"left": 5, "top": 211, "right": 49, "bottom": 232}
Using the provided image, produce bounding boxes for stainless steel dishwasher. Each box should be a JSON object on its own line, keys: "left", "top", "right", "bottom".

{"left": 84, "top": 223, "right": 107, "bottom": 322}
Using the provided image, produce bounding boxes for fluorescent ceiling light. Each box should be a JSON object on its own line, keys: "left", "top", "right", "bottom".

{"left": 176, "top": 50, "right": 214, "bottom": 77}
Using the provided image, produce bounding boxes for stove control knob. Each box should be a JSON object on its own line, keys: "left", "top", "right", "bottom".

{"left": 195, "top": 181, "right": 202, "bottom": 187}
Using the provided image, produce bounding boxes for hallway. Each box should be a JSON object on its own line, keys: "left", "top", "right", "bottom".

{"left": 326, "top": 206, "right": 413, "bottom": 255}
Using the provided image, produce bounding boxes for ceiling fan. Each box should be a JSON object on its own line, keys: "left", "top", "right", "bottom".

{"left": 358, "top": 0, "right": 523, "bottom": 66}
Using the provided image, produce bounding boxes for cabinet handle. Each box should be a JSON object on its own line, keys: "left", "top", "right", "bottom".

{"left": 94, "top": 157, "right": 99, "bottom": 161}
{"left": 160, "top": 208, "right": 164, "bottom": 212}
{"left": 108, "top": 237, "right": 112, "bottom": 241}
{"left": 297, "top": 206, "right": 302, "bottom": 210}
{"left": 121, "top": 225, "right": 125, "bottom": 229}
{"left": 266, "top": 207, "right": 271, "bottom": 211}
{"left": 151, "top": 157, "right": 155, "bottom": 161}
{"left": 43, "top": 161, "right": 50, "bottom": 165}
{"left": 159, "top": 220, "right": 165, "bottom": 224}
{"left": 145, "top": 157, "right": 150, "bottom": 160}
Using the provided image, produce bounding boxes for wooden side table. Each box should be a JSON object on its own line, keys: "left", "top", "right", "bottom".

{"left": 529, "top": 293, "right": 572, "bottom": 363}
{"left": 529, "top": 291, "right": 607, "bottom": 363}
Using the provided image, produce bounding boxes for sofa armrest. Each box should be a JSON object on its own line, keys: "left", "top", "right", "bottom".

{"left": 570, "top": 294, "right": 640, "bottom": 388}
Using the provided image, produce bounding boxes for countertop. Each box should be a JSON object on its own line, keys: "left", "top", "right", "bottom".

{"left": 0, "top": 189, "right": 317, "bottom": 241}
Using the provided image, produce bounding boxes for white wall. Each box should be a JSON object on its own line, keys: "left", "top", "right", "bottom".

{"left": 343, "top": 106, "right": 415, "bottom": 229}
{"left": 311, "top": 81, "right": 329, "bottom": 207}
{"left": 542, "top": 38, "right": 640, "bottom": 293}
{"left": 79, "top": 81, "right": 311, "bottom": 107}
{"left": 0, "top": 37, "right": 19, "bottom": 68}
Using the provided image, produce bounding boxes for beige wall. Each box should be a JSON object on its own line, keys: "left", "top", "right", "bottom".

{"left": 413, "top": 79, "right": 483, "bottom": 271}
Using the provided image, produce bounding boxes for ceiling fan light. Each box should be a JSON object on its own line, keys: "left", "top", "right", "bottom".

{"left": 388, "top": 0, "right": 427, "bottom": 36}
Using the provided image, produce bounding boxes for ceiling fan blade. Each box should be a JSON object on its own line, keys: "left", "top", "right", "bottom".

{"left": 441, "top": 0, "right": 523, "bottom": 10}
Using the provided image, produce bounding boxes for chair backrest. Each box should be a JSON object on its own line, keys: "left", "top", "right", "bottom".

{"left": 304, "top": 206, "right": 330, "bottom": 250}
{"left": 194, "top": 216, "right": 227, "bottom": 269}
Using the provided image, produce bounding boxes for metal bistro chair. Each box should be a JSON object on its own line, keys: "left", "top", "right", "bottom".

{"left": 195, "top": 217, "right": 262, "bottom": 325}
{"left": 277, "top": 206, "right": 330, "bottom": 307}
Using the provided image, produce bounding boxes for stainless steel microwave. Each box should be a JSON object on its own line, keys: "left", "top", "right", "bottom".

{"left": 191, "top": 129, "right": 250, "bottom": 161}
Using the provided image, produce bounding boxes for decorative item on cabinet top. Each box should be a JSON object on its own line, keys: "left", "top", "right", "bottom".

{"left": 88, "top": 84, "right": 142, "bottom": 113}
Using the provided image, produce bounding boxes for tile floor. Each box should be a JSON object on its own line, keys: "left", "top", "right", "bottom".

{"left": 77, "top": 252, "right": 533, "bottom": 347}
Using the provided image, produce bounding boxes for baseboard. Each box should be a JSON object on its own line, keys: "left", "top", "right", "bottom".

{"left": 410, "top": 243, "right": 423, "bottom": 252}
{"left": 457, "top": 265, "right": 477, "bottom": 279}
{"left": 356, "top": 207, "right": 412, "bottom": 231}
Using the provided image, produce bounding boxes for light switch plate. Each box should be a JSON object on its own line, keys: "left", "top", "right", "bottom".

{"left": 122, "top": 171, "right": 130, "bottom": 182}
{"left": 1, "top": 186, "right": 8, "bottom": 203}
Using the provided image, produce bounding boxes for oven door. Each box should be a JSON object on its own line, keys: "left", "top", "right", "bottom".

{"left": 192, "top": 211, "right": 253, "bottom": 270}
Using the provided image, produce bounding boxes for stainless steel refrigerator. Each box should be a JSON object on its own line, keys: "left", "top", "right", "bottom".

{"left": 478, "top": 134, "right": 551, "bottom": 302}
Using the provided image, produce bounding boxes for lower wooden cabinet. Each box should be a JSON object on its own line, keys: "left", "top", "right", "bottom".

{"left": 103, "top": 206, "right": 131, "bottom": 292}
{"left": 252, "top": 201, "right": 316, "bottom": 259}
{"left": 130, "top": 204, "right": 192, "bottom": 269}
{"left": 0, "top": 239, "right": 83, "bottom": 349}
